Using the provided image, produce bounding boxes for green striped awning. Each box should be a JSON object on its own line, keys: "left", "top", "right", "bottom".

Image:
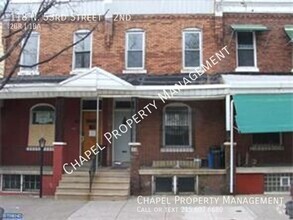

{"left": 231, "top": 24, "right": 268, "bottom": 32}
{"left": 284, "top": 25, "right": 293, "bottom": 41}
{"left": 233, "top": 94, "right": 293, "bottom": 133}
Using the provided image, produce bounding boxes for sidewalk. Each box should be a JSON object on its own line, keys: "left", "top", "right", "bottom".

{"left": 0, "top": 195, "right": 291, "bottom": 220}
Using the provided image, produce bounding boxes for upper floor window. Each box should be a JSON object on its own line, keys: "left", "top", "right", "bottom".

{"left": 125, "top": 30, "right": 145, "bottom": 69}
{"left": 183, "top": 29, "right": 201, "bottom": 69}
{"left": 73, "top": 30, "right": 92, "bottom": 69}
{"left": 20, "top": 32, "right": 40, "bottom": 74}
{"left": 237, "top": 32, "right": 256, "bottom": 67}
{"left": 163, "top": 104, "right": 192, "bottom": 148}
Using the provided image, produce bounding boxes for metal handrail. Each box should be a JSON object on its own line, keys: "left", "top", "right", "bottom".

{"left": 89, "top": 154, "right": 97, "bottom": 193}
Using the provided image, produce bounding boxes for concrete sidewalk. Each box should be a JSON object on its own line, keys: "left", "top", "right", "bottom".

{"left": 0, "top": 195, "right": 291, "bottom": 220}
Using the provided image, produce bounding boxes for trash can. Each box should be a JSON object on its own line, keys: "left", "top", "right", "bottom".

{"left": 0, "top": 207, "right": 4, "bottom": 220}
{"left": 208, "top": 151, "right": 214, "bottom": 168}
{"left": 285, "top": 200, "right": 293, "bottom": 219}
{"left": 208, "top": 146, "right": 225, "bottom": 169}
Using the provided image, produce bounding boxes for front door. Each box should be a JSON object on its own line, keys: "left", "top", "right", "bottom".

{"left": 113, "top": 110, "right": 131, "bottom": 163}
{"left": 81, "top": 112, "right": 102, "bottom": 156}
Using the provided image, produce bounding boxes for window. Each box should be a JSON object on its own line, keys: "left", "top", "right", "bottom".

{"left": 265, "top": 174, "right": 293, "bottom": 192}
{"left": 31, "top": 105, "right": 55, "bottom": 125}
{"left": 23, "top": 175, "right": 40, "bottom": 191}
{"left": 237, "top": 32, "right": 256, "bottom": 67}
{"left": 2, "top": 175, "right": 21, "bottom": 191}
{"left": 126, "top": 30, "right": 145, "bottom": 69}
{"left": 73, "top": 30, "right": 91, "bottom": 69}
{"left": 163, "top": 104, "right": 191, "bottom": 148}
{"left": 178, "top": 177, "right": 195, "bottom": 193}
{"left": 183, "top": 30, "right": 201, "bottom": 68}
{"left": 1, "top": 174, "right": 40, "bottom": 192}
{"left": 155, "top": 177, "right": 173, "bottom": 193}
{"left": 252, "top": 133, "right": 282, "bottom": 145}
{"left": 28, "top": 104, "right": 55, "bottom": 148}
{"left": 20, "top": 32, "right": 39, "bottom": 73}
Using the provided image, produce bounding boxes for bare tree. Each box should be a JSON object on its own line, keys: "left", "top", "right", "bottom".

{"left": 0, "top": 0, "right": 103, "bottom": 90}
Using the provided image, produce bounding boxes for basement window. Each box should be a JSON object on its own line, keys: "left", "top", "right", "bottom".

{"left": 2, "top": 175, "right": 21, "bottom": 191}
{"left": 280, "top": 177, "right": 290, "bottom": 187}
{"left": 23, "top": 175, "right": 40, "bottom": 191}
{"left": 155, "top": 177, "right": 173, "bottom": 193}
{"left": 178, "top": 177, "right": 195, "bottom": 193}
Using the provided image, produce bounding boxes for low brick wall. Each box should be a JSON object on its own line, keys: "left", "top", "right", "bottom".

{"left": 139, "top": 175, "right": 152, "bottom": 195}
{"left": 198, "top": 174, "right": 227, "bottom": 195}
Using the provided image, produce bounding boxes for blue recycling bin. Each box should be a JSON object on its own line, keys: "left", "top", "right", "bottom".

{"left": 208, "top": 152, "right": 214, "bottom": 168}
{"left": 208, "top": 146, "right": 225, "bottom": 169}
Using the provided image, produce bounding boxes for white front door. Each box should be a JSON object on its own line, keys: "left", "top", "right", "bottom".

{"left": 113, "top": 110, "right": 131, "bottom": 163}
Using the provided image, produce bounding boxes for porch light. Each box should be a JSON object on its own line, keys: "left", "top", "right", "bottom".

{"left": 39, "top": 137, "right": 46, "bottom": 198}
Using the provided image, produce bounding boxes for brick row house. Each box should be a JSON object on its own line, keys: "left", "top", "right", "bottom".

{"left": 0, "top": 0, "right": 292, "bottom": 199}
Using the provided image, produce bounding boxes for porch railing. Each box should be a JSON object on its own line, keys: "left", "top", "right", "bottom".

{"left": 89, "top": 154, "right": 97, "bottom": 193}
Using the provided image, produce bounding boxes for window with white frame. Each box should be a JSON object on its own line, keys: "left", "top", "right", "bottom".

{"left": 20, "top": 32, "right": 39, "bottom": 72}
{"left": 237, "top": 32, "right": 256, "bottom": 67}
{"left": 73, "top": 30, "right": 91, "bottom": 69}
{"left": 163, "top": 104, "right": 191, "bottom": 148}
{"left": 2, "top": 174, "right": 21, "bottom": 191}
{"left": 1, "top": 174, "right": 40, "bottom": 192}
{"left": 23, "top": 175, "right": 40, "bottom": 191}
{"left": 126, "top": 30, "right": 145, "bottom": 69}
{"left": 183, "top": 30, "right": 201, "bottom": 68}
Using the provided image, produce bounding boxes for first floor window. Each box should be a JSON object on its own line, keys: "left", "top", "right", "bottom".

{"left": 28, "top": 104, "right": 55, "bottom": 148}
{"left": 31, "top": 105, "right": 55, "bottom": 125}
{"left": 237, "top": 32, "right": 256, "bottom": 67}
{"left": 252, "top": 133, "right": 282, "bottom": 145}
{"left": 126, "top": 30, "right": 144, "bottom": 69}
{"left": 73, "top": 30, "right": 91, "bottom": 69}
{"left": 163, "top": 104, "right": 191, "bottom": 147}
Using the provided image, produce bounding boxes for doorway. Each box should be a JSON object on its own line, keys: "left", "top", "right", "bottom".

{"left": 81, "top": 111, "right": 102, "bottom": 157}
{"left": 113, "top": 101, "right": 132, "bottom": 165}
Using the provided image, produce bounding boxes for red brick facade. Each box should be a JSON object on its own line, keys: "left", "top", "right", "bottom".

{"left": 5, "top": 13, "right": 292, "bottom": 76}
{"left": 1, "top": 7, "right": 293, "bottom": 196}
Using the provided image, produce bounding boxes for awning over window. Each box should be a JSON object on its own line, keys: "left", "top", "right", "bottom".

{"left": 233, "top": 94, "right": 293, "bottom": 133}
{"left": 284, "top": 25, "right": 293, "bottom": 42}
{"left": 231, "top": 24, "right": 268, "bottom": 32}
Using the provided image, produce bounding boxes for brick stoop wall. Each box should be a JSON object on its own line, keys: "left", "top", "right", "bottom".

{"left": 198, "top": 175, "right": 227, "bottom": 195}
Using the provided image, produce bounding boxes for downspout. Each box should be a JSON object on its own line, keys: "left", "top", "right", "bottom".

{"left": 96, "top": 70, "right": 99, "bottom": 168}
{"left": 96, "top": 95, "right": 100, "bottom": 168}
{"left": 230, "top": 99, "right": 234, "bottom": 194}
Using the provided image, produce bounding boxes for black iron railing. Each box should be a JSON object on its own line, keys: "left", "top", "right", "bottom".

{"left": 89, "top": 154, "right": 97, "bottom": 193}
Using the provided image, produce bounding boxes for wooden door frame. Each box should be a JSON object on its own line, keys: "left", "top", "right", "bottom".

{"left": 79, "top": 99, "right": 103, "bottom": 157}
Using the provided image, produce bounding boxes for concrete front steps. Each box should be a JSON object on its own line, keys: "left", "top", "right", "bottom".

{"left": 55, "top": 169, "right": 130, "bottom": 200}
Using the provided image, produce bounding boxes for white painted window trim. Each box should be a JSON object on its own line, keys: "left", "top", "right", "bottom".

{"left": 162, "top": 103, "right": 192, "bottom": 150}
{"left": 280, "top": 176, "right": 290, "bottom": 187}
{"left": 182, "top": 28, "right": 202, "bottom": 72}
{"left": 235, "top": 31, "right": 259, "bottom": 72}
{"left": 1, "top": 174, "right": 40, "bottom": 192}
{"left": 71, "top": 29, "right": 92, "bottom": 74}
{"left": 124, "top": 29, "right": 146, "bottom": 73}
{"left": 18, "top": 32, "right": 40, "bottom": 76}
